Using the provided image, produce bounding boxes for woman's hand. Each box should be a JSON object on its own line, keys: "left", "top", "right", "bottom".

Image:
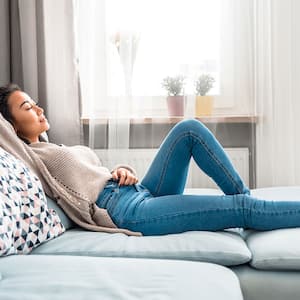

{"left": 111, "top": 167, "right": 139, "bottom": 186}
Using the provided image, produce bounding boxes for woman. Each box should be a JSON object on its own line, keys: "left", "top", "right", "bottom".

{"left": 1, "top": 83, "right": 300, "bottom": 236}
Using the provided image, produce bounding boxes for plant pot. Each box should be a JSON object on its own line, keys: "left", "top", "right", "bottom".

{"left": 195, "top": 96, "right": 213, "bottom": 116}
{"left": 166, "top": 96, "right": 186, "bottom": 117}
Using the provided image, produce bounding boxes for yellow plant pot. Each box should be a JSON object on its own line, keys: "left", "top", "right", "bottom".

{"left": 195, "top": 96, "right": 214, "bottom": 116}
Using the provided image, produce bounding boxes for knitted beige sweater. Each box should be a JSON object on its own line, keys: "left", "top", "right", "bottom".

{"left": 0, "top": 114, "right": 141, "bottom": 236}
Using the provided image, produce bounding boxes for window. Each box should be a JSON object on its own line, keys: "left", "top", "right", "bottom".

{"left": 105, "top": 0, "right": 220, "bottom": 97}
{"left": 76, "top": 0, "right": 254, "bottom": 118}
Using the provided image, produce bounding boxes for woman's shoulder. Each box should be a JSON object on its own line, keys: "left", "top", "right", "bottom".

{"left": 29, "top": 142, "right": 100, "bottom": 165}
{"left": 28, "top": 142, "right": 65, "bottom": 159}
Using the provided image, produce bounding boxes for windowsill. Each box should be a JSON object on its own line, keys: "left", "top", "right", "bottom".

{"left": 81, "top": 115, "right": 258, "bottom": 125}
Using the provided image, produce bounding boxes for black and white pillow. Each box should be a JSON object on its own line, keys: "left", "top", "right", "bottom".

{"left": 0, "top": 148, "right": 65, "bottom": 256}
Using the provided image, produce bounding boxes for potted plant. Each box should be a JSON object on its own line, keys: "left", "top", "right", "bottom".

{"left": 161, "top": 75, "right": 186, "bottom": 117}
{"left": 194, "top": 74, "right": 215, "bottom": 116}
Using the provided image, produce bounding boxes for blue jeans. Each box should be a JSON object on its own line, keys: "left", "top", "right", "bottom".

{"left": 97, "top": 119, "right": 300, "bottom": 235}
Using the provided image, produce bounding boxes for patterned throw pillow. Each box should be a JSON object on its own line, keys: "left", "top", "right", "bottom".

{"left": 0, "top": 148, "right": 65, "bottom": 256}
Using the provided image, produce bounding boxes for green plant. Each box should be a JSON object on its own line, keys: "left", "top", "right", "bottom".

{"left": 195, "top": 74, "right": 215, "bottom": 96}
{"left": 161, "top": 75, "right": 185, "bottom": 96}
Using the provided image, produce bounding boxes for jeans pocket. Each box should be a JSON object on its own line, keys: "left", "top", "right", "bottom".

{"left": 97, "top": 183, "right": 119, "bottom": 208}
{"left": 106, "top": 189, "right": 121, "bottom": 213}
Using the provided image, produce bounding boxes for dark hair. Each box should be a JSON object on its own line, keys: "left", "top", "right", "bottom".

{"left": 0, "top": 83, "right": 31, "bottom": 144}
{"left": 0, "top": 83, "right": 46, "bottom": 144}
{"left": 0, "top": 83, "right": 21, "bottom": 124}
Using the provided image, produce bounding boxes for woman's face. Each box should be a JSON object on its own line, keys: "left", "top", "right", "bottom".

{"left": 8, "top": 90, "right": 50, "bottom": 143}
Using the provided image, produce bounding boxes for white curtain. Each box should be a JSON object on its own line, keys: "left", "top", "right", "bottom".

{"left": 255, "top": 0, "right": 300, "bottom": 187}
{"left": 75, "top": 0, "right": 131, "bottom": 149}
{"left": 220, "top": 0, "right": 254, "bottom": 114}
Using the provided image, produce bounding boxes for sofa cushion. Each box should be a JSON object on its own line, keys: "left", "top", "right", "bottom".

{"left": 245, "top": 186, "right": 300, "bottom": 270}
{"left": 32, "top": 228, "right": 251, "bottom": 266}
{"left": 0, "top": 148, "right": 65, "bottom": 256}
{"left": 46, "top": 196, "right": 75, "bottom": 230}
{"left": 0, "top": 255, "right": 243, "bottom": 300}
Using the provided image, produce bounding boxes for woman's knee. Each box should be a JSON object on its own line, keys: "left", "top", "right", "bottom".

{"left": 175, "top": 119, "right": 204, "bottom": 132}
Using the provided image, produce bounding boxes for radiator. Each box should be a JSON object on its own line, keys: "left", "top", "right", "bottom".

{"left": 95, "top": 148, "right": 249, "bottom": 188}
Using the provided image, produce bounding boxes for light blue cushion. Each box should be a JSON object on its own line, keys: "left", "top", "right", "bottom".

{"left": 246, "top": 186, "right": 300, "bottom": 270}
{"left": 0, "top": 255, "right": 243, "bottom": 300}
{"left": 46, "top": 196, "right": 75, "bottom": 230}
{"left": 32, "top": 228, "right": 251, "bottom": 266}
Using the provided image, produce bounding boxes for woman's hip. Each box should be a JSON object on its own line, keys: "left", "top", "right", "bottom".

{"left": 96, "top": 180, "right": 152, "bottom": 220}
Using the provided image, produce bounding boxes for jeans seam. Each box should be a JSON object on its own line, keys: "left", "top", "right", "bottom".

{"left": 121, "top": 208, "right": 300, "bottom": 226}
{"left": 155, "top": 132, "right": 190, "bottom": 195}
{"left": 244, "top": 208, "right": 300, "bottom": 215}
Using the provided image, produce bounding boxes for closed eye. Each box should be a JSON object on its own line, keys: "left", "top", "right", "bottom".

{"left": 21, "top": 100, "right": 39, "bottom": 110}
{"left": 23, "top": 103, "right": 34, "bottom": 110}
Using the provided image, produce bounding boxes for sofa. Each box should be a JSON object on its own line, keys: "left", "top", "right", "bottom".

{"left": 1, "top": 146, "right": 300, "bottom": 299}
{"left": 2, "top": 187, "right": 300, "bottom": 299}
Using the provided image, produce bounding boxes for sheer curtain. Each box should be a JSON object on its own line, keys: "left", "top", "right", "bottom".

{"left": 255, "top": 0, "right": 300, "bottom": 187}
{"left": 75, "top": 0, "right": 132, "bottom": 149}
{"left": 220, "top": 0, "right": 254, "bottom": 114}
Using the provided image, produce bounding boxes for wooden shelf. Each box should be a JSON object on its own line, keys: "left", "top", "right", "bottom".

{"left": 81, "top": 115, "right": 258, "bottom": 125}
